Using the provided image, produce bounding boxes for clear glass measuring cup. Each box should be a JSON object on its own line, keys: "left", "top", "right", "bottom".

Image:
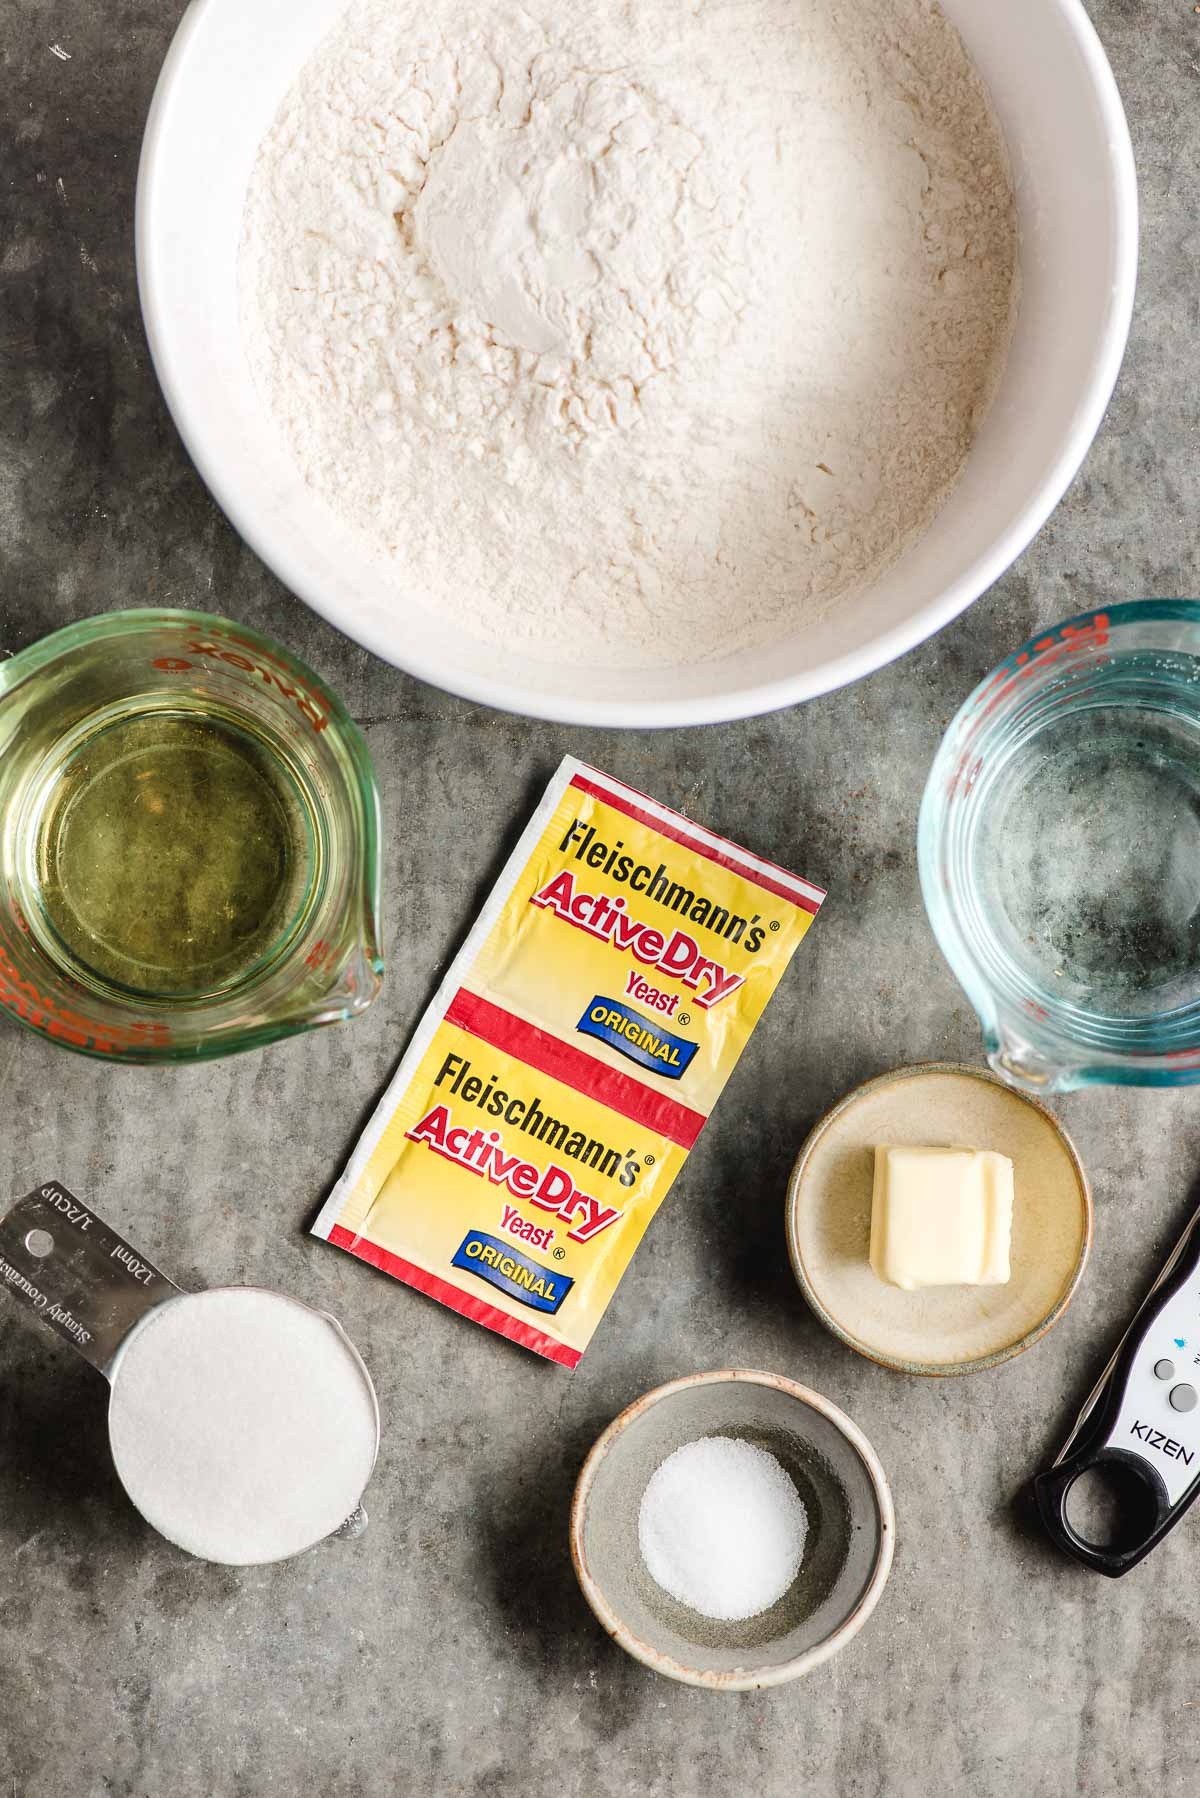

{"left": 0, "top": 609, "right": 382, "bottom": 1061}
{"left": 920, "top": 602, "right": 1200, "bottom": 1093}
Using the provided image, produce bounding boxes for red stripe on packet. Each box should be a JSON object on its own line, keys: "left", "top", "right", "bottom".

{"left": 328, "top": 1225, "right": 581, "bottom": 1368}
{"left": 446, "top": 988, "right": 707, "bottom": 1150}
{"left": 569, "top": 771, "right": 826, "bottom": 914}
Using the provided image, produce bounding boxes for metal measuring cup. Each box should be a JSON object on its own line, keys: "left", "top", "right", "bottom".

{"left": 0, "top": 1182, "right": 379, "bottom": 1560}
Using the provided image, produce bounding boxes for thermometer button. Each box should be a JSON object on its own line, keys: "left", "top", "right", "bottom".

{"left": 1169, "top": 1383, "right": 1198, "bottom": 1413}
{"left": 1155, "top": 1359, "right": 1176, "bottom": 1381}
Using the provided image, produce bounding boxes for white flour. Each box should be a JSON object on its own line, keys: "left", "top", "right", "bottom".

{"left": 241, "top": 0, "right": 1016, "bottom": 669}
{"left": 107, "top": 1289, "right": 378, "bottom": 1565}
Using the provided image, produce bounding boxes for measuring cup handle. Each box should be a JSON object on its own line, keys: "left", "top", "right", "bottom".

{"left": 1034, "top": 1448, "right": 1171, "bottom": 1578}
{"left": 0, "top": 1182, "right": 181, "bottom": 1378}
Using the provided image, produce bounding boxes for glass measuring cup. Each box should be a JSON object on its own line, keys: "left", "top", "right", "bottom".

{"left": 0, "top": 609, "right": 382, "bottom": 1061}
{"left": 920, "top": 602, "right": 1200, "bottom": 1092}
{"left": 0, "top": 1182, "right": 379, "bottom": 1564}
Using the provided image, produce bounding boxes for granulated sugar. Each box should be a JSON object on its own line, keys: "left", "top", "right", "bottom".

{"left": 107, "top": 1288, "right": 378, "bottom": 1566}
{"left": 241, "top": 0, "right": 1017, "bottom": 670}
{"left": 638, "top": 1436, "right": 808, "bottom": 1620}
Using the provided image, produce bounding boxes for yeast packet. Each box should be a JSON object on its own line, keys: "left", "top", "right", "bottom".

{"left": 313, "top": 757, "right": 824, "bottom": 1367}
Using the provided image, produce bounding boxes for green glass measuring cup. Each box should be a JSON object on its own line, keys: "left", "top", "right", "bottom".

{"left": 0, "top": 609, "right": 382, "bottom": 1061}
{"left": 920, "top": 602, "right": 1200, "bottom": 1093}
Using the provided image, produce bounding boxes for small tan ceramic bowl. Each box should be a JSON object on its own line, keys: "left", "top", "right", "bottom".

{"left": 570, "top": 1370, "right": 894, "bottom": 1690}
{"left": 786, "top": 1062, "right": 1092, "bottom": 1377}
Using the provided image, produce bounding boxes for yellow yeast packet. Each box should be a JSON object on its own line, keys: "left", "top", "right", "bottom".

{"left": 313, "top": 757, "right": 824, "bottom": 1367}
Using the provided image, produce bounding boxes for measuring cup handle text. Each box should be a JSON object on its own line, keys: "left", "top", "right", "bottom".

{"left": 0, "top": 1182, "right": 181, "bottom": 1378}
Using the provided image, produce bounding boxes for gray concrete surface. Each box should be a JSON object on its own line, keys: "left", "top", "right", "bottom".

{"left": 1, "top": 2, "right": 1199, "bottom": 1793}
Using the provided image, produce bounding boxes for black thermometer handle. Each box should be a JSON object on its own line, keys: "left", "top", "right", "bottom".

{"left": 1035, "top": 1451, "right": 1170, "bottom": 1578}
{"left": 1035, "top": 1206, "right": 1200, "bottom": 1577}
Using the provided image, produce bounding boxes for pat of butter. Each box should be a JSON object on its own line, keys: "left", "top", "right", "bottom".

{"left": 869, "top": 1145, "right": 1013, "bottom": 1291}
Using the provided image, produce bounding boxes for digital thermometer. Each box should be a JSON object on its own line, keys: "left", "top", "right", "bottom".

{"left": 1036, "top": 1203, "right": 1200, "bottom": 1576}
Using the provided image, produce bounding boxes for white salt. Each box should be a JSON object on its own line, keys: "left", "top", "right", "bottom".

{"left": 107, "top": 1288, "right": 378, "bottom": 1566}
{"left": 638, "top": 1436, "right": 808, "bottom": 1621}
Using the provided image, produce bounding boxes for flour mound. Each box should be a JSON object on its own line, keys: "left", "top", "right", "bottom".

{"left": 241, "top": 0, "right": 1017, "bottom": 670}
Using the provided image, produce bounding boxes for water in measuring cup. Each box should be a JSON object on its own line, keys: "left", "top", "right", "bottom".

{"left": 975, "top": 698, "right": 1200, "bottom": 1018}
{"left": 26, "top": 707, "right": 316, "bottom": 997}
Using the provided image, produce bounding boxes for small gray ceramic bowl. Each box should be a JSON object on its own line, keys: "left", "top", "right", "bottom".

{"left": 570, "top": 1370, "right": 894, "bottom": 1690}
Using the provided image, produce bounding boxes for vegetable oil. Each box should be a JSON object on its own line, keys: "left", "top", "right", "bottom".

{"left": 30, "top": 709, "right": 314, "bottom": 997}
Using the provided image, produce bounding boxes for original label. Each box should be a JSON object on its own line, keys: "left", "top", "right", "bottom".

{"left": 451, "top": 1230, "right": 574, "bottom": 1314}
{"left": 576, "top": 995, "right": 699, "bottom": 1079}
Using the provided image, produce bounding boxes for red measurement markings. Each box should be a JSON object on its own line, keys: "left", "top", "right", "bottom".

{"left": 974, "top": 614, "right": 1112, "bottom": 725}
{"left": 148, "top": 629, "right": 332, "bottom": 736}
{"left": 0, "top": 943, "right": 172, "bottom": 1053}
{"left": 945, "top": 615, "right": 1112, "bottom": 801}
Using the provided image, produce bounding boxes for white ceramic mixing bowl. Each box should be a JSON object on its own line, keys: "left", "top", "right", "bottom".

{"left": 137, "top": 0, "right": 1137, "bottom": 727}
